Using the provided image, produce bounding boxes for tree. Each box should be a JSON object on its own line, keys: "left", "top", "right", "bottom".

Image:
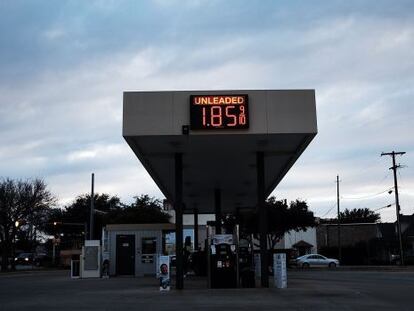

{"left": 339, "top": 208, "right": 380, "bottom": 224}
{"left": 265, "top": 198, "right": 316, "bottom": 249}
{"left": 237, "top": 197, "right": 316, "bottom": 249}
{"left": 45, "top": 193, "right": 122, "bottom": 248}
{"left": 106, "top": 195, "right": 170, "bottom": 224}
{"left": 0, "top": 178, "right": 56, "bottom": 271}
{"left": 45, "top": 194, "right": 170, "bottom": 250}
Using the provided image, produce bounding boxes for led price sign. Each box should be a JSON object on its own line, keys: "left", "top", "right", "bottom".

{"left": 190, "top": 95, "right": 249, "bottom": 130}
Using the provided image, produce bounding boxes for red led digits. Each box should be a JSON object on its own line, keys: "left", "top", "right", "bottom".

{"left": 190, "top": 95, "right": 248, "bottom": 130}
{"left": 202, "top": 107, "right": 206, "bottom": 126}
{"left": 210, "top": 106, "right": 222, "bottom": 127}
{"left": 239, "top": 105, "right": 246, "bottom": 125}
{"left": 225, "top": 105, "right": 237, "bottom": 126}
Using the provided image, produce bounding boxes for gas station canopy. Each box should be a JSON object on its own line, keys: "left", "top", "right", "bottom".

{"left": 123, "top": 90, "right": 317, "bottom": 214}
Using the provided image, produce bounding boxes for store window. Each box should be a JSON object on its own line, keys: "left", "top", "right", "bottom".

{"left": 142, "top": 237, "right": 157, "bottom": 254}
{"left": 162, "top": 229, "right": 194, "bottom": 255}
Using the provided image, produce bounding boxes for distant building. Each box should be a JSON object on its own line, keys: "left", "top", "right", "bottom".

{"left": 275, "top": 227, "right": 317, "bottom": 256}
{"left": 398, "top": 214, "right": 414, "bottom": 259}
{"left": 317, "top": 223, "right": 379, "bottom": 249}
{"left": 317, "top": 213, "right": 414, "bottom": 265}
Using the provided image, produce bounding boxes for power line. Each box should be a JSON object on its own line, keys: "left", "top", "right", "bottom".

{"left": 348, "top": 155, "right": 384, "bottom": 178}
{"left": 373, "top": 203, "right": 394, "bottom": 212}
{"left": 342, "top": 187, "right": 393, "bottom": 200}
{"left": 374, "top": 172, "right": 392, "bottom": 188}
{"left": 338, "top": 171, "right": 391, "bottom": 201}
{"left": 318, "top": 178, "right": 341, "bottom": 218}
{"left": 321, "top": 202, "right": 336, "bottom": 218}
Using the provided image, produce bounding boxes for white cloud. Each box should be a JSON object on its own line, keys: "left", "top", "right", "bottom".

{"left": 67, "top": 144, "right": 129, "bottom": 163}
{"left": 0, "top": 2, "right": 413, "bottom": 223}
{"left": 43, "top": 28, "right": 66, "bottom": 40}
{"left": 151, "top": 0, "right": 212, "bottom": 8}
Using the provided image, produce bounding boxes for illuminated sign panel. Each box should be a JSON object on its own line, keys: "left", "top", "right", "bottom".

{"left": 190, "top": 95, "right": 249, "bottom": 130}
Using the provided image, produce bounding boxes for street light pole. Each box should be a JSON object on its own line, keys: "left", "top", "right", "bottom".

{"left": 52, "top": 241, "right": 56, "bottom": 266}
{"left": 12, "top": 221, "right": 19, "bottom": 270}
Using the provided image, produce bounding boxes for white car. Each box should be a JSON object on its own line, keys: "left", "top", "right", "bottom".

{"left": 293, "top": 254, "right": 339, "bottom": 268}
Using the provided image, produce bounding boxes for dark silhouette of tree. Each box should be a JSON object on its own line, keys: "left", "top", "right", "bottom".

{"left": 266, "top": 198, "right": 315, "bottom": 248}
{"left": 44, "top": 193, "right": 122, "bottom": 247}
{"left": 236, "top": 197, "right": 316, "bottom": 249}
{"left": 340, "top": 208, "right": 380, "bottom": 224}
{"left": 106, "top": 195, "right": 170, "bottom": 224}
{"left": 0, "top": 178, "right": 56, "bottom": 271}
{"left": 320, "top": 208, "right": 381, "bottom": 224}
{"left": 45, "top": 194, "right": 170, "bottom": 250}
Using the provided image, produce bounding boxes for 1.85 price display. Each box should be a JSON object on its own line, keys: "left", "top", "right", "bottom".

{"left": 190, "top": 95, "right": 249, "bottom": 130}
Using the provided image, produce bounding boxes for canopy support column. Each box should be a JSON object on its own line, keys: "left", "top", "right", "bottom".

{"left": 214, "top": 188, "right": 222, "bottom": 234}
{"left": 257, "top": 151, "right": 269, "bottom": 288}
{"left": 194, "top": 208, "right": 199, "bottom": 250}
{"left": 175, "top": 153, "right": 184, "bottom": 290}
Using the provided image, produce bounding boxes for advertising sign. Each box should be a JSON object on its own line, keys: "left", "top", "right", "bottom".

{"left": 274, "top": 253, "right": 287, "bottom": 288}
{"left": 142, "top": 255, "right": 154, "bottom": 263}
{"left": 212, "top": 234, "right": 233, "bottom": 245}
{"left": 158, "top": 255, "right": 170, "bottom": 291}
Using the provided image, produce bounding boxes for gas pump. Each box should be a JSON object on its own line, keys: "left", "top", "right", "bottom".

{"left": 206, "top": 221, "right": 257, "bottom": 288}
{"left": 238, "top": 236, "right": 255, "bottom": 288}
{"left": 208, "top": 234, "right": 238, "bottom": 288}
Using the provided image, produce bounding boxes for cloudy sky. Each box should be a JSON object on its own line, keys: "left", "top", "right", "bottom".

{"left": 1, "top": 0, "right": 413, "bottom": 222}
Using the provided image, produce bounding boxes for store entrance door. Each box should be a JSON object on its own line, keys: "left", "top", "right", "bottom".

{"left": 116, "top": 235, "right": 135, "bottom": 275}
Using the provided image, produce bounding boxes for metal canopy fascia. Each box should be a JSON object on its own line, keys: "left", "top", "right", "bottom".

{"left": 123, "top": 90, "right": 317, "bottom": 214}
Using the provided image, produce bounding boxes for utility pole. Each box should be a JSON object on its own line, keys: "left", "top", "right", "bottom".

{"left": 381, "top": 151, "right": 405, "bottom": 265}
{"left": 89, "top": 173, "right": 95, "bottom": 240}
{"left": 336, "top": 175, "right": 341, "bottom": 262}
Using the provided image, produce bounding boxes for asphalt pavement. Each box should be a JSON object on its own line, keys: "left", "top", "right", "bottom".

{"left": 1, "top": 269, "right": 414, "bottom": 310}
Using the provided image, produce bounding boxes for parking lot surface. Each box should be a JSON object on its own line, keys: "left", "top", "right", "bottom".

{"left": 1, "top": 269, "right": 414, "bottom": 310}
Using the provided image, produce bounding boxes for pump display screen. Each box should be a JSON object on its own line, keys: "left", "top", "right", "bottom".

{"left": 190, "top": 95, "right": 249, "bottom": 130}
